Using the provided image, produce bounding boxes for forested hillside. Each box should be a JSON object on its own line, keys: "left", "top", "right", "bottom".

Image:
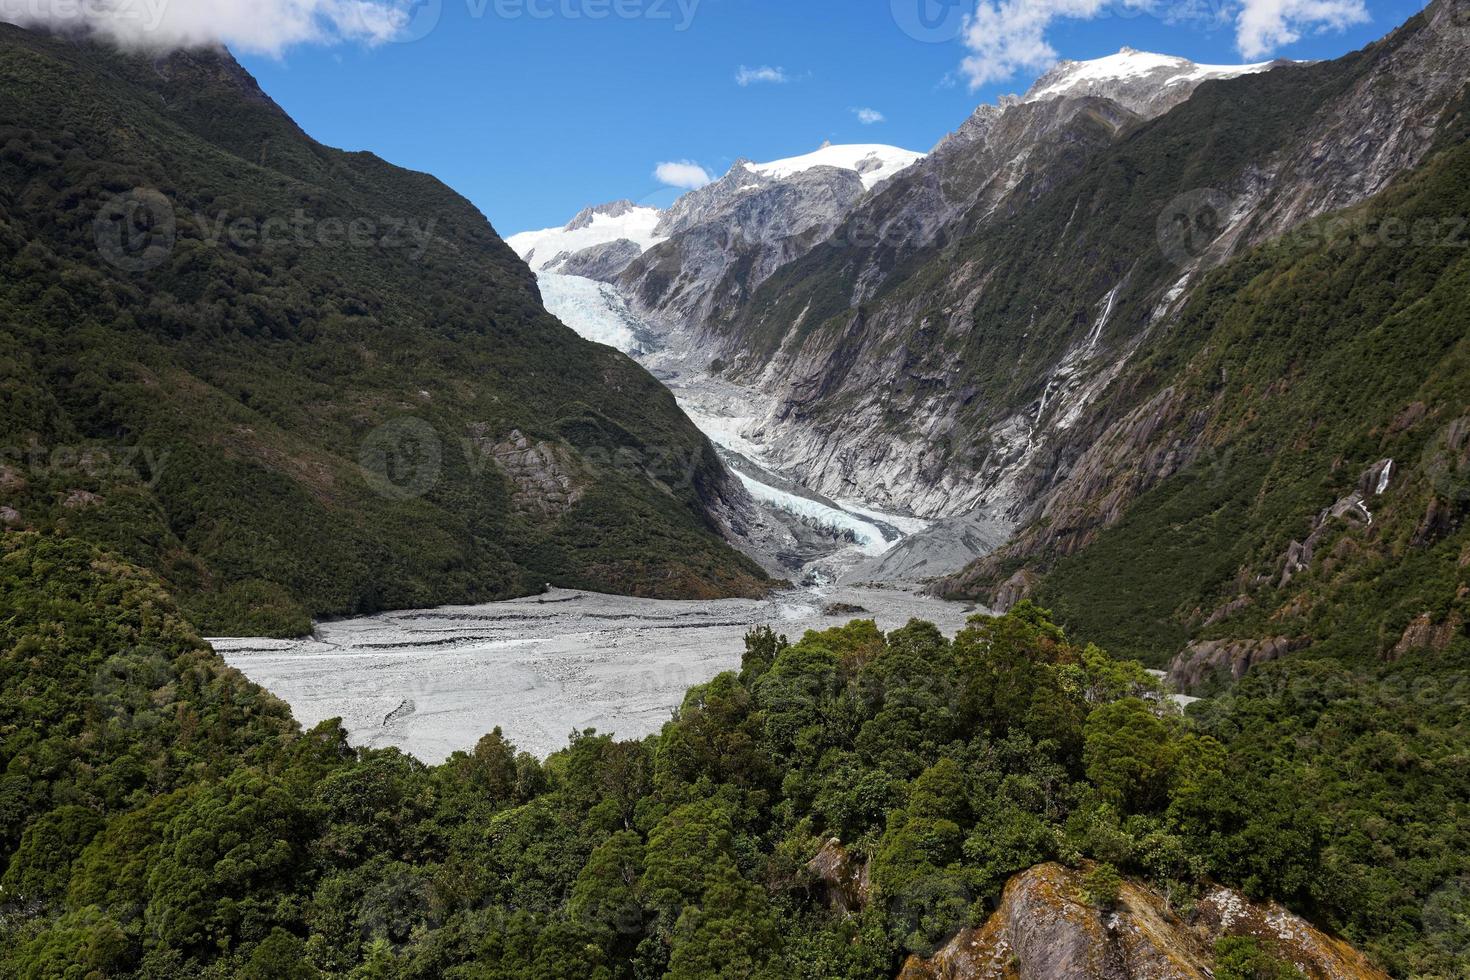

{"left": 2, "top": 8, "right": 1468, "bottom": 979}
{"left": 1, "top": 533, "right": 1464, "bottom": 977}
{"left": 942, "top": 86, "right": 1470, "bottom": 679}
{"left": 0, "top": 25, "right": 769, "bottom": 637}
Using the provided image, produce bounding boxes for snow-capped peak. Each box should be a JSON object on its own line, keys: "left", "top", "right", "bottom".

{"left": 1023, "top": 48, "right": 1279, "bottom": 116}
{"left": 506, "top": 202, "right": 666, "bottom": 274}
{"left": 564, "top": 199, "right": 639, "bottom": 231}
{"left": 743, "top": 143, "right": 925, "bottom": 190}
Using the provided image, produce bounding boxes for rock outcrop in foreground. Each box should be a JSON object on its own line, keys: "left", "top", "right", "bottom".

{"left": 898, "top": 863, "right": 1387, "bottom": 980}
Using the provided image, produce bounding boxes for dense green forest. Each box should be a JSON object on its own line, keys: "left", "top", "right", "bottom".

{"left": 0, "top": 26, "right": 769, "bottom": 638}
{"left": 1, "top": 532, "right": 1467, "bottom": 977}
{"left": 2, "top": 13, "right": 1468, "bottom": 980}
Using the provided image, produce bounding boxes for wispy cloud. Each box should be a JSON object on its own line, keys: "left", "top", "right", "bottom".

{"left": 654, "top": 160, "right": 714, "bottom": 190}
{"left": 1234, "top": 0, "right": 1368, "bottom": 58}
{"left": 735, "top": 64, "right": 790, "bottom": 86}
{"left": 959, "top": 0, "right": 1138, "bottom": 88}
{"left": 0, "top": 0, "right": 421, "bottom": 55}
{"left": 956, "top": 0, "right": 1368, "bottom": 88}
{"left": 852, "top": 107, "right": 886, "bottom": 125}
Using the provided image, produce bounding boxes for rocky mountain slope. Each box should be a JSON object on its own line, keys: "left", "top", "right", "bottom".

{"left": 505, "top": 0, "right": 1470, "bottom": 676}
{"left": 0, "top": 24, "right": 770, "bottom": 636}
{"left": 656, "top": 49, "right": 1307, "bottom": 519}
{"left": 926, "top": 0, "right": 1470, "bottom": 669}
{"left": 633, "top": 0, "right": 1467, "bottom": 677}
{"left": 506, "top": 199, "right": 665, "bottom": 279}
{"left": 944, "top": 111, "right": 1470, "bottom": 672}
{"left": 507, "top": 144, "right": 925, "bottom": 299}
{"left": 710, "top": 5, "right": 1468, "bottom": 529}
{"left": 607, "top": 145, "right": 924, "bottom": 335}
{"left": 897, "top": 863, "right": 1389, "bottom": 979}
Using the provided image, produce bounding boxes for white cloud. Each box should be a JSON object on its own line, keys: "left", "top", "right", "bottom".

{"left": 0, "top": 0, "right": 418, "bottom": 56}
{"left": 956, "top": 0, "right": 1367, "bottom": 88}
{"left": 735, "top": 64, "right": 790, "bottom": 86}
{"left": 959, "top": 0, "right": 1136, "bottom": 88}
{"left": 1234, "top": 0, "right": 1368, "bottom": 58}
{"left": 853, "top": 107, "right": 886, "bottom": 125}
{"left": 653, "top": 160, "right": 713, "bottom": 190}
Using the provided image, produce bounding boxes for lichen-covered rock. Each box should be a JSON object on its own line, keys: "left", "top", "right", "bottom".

{"left": 900, "top": 862, "right": 1213, "bottom": 980}
{"left": 61, "top": 489, "right": 103, "bottom": 510}
{"left": 806, "top": 837, "right": 871, "bottom": 914}
{"left": 472, "top": 428, "right": 588, "bottom": 516}
{"left": 1412, "top": 496, "right": 1459, "bottom": 547}
{"left": 1194, "top": 886, "right": 1389, "bottom": 979}
{"left": 1390, "top": 610, "right": 1464, "bottom": 659}
{"left": 1166, "top": 636, "right": 1306, "bottom": 691}
{"left": 991, "top": 569, "right": 1039, "bottom": 614}
{"left": 1202, "top": 594, "right": 1253, "bottom": 627}
{"left": 899, "top": 863, "right": 1389, "bottom": 980}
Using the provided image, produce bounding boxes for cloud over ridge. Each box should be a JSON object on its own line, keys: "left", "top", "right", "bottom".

{"left": 0, "top": 0, "right": 417, "bottom": 55}
{"left": 957, "top": 0, "right": 1369, "bottom": 88}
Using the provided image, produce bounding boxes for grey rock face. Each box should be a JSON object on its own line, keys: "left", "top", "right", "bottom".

{"left": 476, "top": 428, "right": 587, "bottom": 516}
{"left": 697, "top": 0, "right": 1469, "bottom": 541}
{"left": 841, "top": 509, "right": 1012, "bottom": 585}
{"left": 564, "top": 199, "right": 637, "bottom": 231}
{"left": 899, "top": 862, "right": 1389, "bottom": 980}
{"left": 620, "top": 163, "right": 873, "bottom": 332}
{"left": 1166, "top": 636, "right": 1306, "bottom": 691}
{"left": 551, "top": 238, "right": 644, "bottom": 281}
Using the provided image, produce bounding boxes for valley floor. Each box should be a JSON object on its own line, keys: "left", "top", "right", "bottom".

{"left": 214, "top": 271, "right": 991, "bottom": 762}
{"left": 214, "top": 584, "right": 975, "bottom": 761}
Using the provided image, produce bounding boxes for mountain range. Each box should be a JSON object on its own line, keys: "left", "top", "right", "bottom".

{"left": 516, "top": 1, "right": 1470, "bottom": 678}
{"left": 2, "top": 3, "right": 1470, "bottom": 977}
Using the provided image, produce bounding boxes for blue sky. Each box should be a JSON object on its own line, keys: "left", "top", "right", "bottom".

{"left": 219, "top": 0, "right": 1425, "bottom": 235}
